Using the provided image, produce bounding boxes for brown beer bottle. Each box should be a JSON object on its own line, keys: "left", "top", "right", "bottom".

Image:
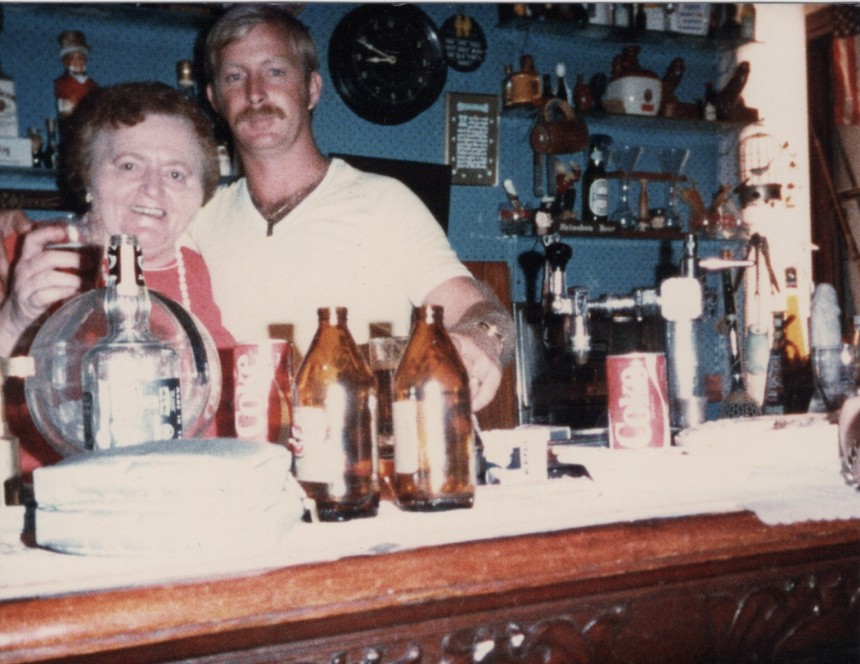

{"left": 292, "top": 307, "right": 378, "bottom": 521}
{"left": 393, "top": 305, "right": 475, "bottom": 511}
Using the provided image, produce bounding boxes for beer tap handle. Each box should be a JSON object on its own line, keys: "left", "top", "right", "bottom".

{"left": 545, "top": 240, "right": 573, "bottom": 301}
{"left": 569, "top": 286, "right": 591, "bottom": 364}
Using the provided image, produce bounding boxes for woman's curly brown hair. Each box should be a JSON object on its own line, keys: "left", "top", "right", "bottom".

{"left": 61, "top": 81, "right": 221, "bottom": 208}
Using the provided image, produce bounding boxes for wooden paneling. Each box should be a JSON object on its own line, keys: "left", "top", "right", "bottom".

{"left": 1, "top": 512, "right": 858, "bottom": 663}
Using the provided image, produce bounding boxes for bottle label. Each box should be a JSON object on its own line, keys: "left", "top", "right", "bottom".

{"left": 392, "top": 400, "right": 420, "bottom": 474}
{"left": 86, "top": 376, "right": 182, "bottom": 450}
{"left": 292, "top": 405, "right": 346, "bottom": 486}
{"left": 588, "top": 177, "right": 609, "bottom": 218}
{"left": 392, "top": 397, "right": 448, "bottom": 491}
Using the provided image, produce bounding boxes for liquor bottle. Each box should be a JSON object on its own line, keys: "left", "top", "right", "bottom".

{"left": 740, "top": 3, "right": 756, "bottom": 41}
{"left": 81, "top": 234, "right": 182, "bottom": 450}
{"left": 175, "top": 59, "right": 197, "bottom": 102}
{"left": 581, "top": 138, "right": 609, "bottom": 224}
{"left": 784, "top": 267, "right": 808, "bottom": 364}
{"left": 393, "top": 304, "right": 475, "bottom": 511}
{"left": 555, "top": 62, "right": 571, "bottom": 106}
{"left": 292, "top": 306, "right": 378, "bottom": 521}
{"left": 541, "top": 73, "right": 554, "bottom": 106}
{"left": 501, "top": 63, "right": 514, "bottom": 108}
{"left": 762, "top": 311, "right": 788, "bottom": 414}
{"left": 42, "top": 119, "right": 57, "bottom": 170}
{"left": 573, "top": 73, "right": 593, "bottom": 114}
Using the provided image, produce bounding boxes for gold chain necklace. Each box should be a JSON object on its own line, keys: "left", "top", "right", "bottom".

{"left": 250, "top": 162, "right": 329, "bottom": 236}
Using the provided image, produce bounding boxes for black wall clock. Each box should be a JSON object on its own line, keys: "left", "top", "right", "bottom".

{"left": 328, "top": 4, "right": 448, "bottom": 126}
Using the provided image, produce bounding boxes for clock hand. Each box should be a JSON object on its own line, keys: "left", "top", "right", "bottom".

{"left": 366, "top": 56, "right": 398, "bottom": 64}
{"left": 357, "top": 37, "right": 397, "bottom": 64}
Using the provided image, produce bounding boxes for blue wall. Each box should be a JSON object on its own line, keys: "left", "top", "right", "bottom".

{"left": 2, "top": 3, "right": 739, "bottom": 393}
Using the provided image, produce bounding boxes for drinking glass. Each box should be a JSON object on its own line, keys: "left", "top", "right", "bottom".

{"left": 811, "top": 344, "right": 859, "bottom": 413}
{"left": 44, "top": 213, "right": 103, "bottom": 292}
{"left": 367, "top": 336, "right": 409, "bottom": 495}
{"left": 609, "top": 144, "right": 642, "bottom": 230}
{"left": 658, "top": 148, "right": 690, "bottom": 230}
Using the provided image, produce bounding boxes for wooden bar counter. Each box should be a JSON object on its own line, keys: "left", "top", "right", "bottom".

{"left": 1, "top": 509, "right": 858, "bottom": 663}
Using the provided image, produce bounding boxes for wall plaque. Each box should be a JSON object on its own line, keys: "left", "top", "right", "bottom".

{"left": 445, "top": 92, "right": 499, "bottom": 187}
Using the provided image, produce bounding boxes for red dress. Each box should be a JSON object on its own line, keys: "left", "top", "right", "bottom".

{"left": 3, "top": 237, "right": 236, "bottom": 476}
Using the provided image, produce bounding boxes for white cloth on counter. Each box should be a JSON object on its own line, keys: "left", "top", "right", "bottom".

{"left": 31, "top": 438, "right": 305, "bottom": 557}
{"left": 1, "top": 414, "right": 858, "bottom": 601}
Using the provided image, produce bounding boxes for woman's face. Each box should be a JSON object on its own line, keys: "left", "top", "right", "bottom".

{"left": 88, "top": 114, "right": 205, "bottom": 268}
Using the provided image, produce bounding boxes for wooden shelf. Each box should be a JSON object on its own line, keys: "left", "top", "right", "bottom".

{"left": 497, "top": 17, "right": 755, "bottom": 52}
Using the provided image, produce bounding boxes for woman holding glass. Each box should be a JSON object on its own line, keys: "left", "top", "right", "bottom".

{"left": 0, "top": 82, "right": 234, "bottom": 473}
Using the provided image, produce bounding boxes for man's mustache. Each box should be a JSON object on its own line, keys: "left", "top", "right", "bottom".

{"left": 236, "top": 105, "right": 286, "bottom": 124}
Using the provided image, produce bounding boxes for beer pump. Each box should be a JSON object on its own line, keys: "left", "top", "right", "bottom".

{"left": 539, "top": 234, "right": 740, "bottom": 428}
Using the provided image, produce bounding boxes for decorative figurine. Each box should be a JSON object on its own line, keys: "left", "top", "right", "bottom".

{"left": 715, "top": 61, "right": 759, "bottom": 123}
{"left": 54, "top": 31, "right": 98, "bottom": 121}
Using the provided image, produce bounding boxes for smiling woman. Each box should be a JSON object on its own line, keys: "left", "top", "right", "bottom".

{"left": 0, "top": 81, "right": 236, "bottom": 474}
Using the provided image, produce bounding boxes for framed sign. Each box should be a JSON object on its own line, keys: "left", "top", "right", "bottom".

{"left": 439, "top": 14, "right": 487, "bottom": 73}
{"left": 445, "top": 92, "right": 499, "bottom": 187}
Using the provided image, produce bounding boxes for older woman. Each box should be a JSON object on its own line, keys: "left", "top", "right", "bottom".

{"left": 0, "top": 82, "right": 235, "bottom": 472}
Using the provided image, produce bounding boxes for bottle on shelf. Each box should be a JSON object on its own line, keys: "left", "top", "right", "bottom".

{"left": 175, "top": 59, "right": 197, "bottom": 102}
{"left": 762, "top": 311, "right": 788, "bottom": 415}
{"left": 581, "top": 135, "right": 610, "bottom": 225}
{"left": 292, "top": 306, "right": 378, "bottom": 521}
{"left": 555, "top": 62, "right": 571, "bottom": 106}
{"left": 613, "top": 3, "right": 632, "bottom": 28}
{"left": 27, "top": 127, "right": 42, "bottom": 168}
{"left": 392, "top": 304, "right": 475, "bottom": 511}
{"left": 42, "top": 118, "right": 57, "bottom": 170}
{"left": 82, "top": 234, "right": 182, "bottom": 450}
{"left": 740, "top": 3, "right": 756, "bottom": 41}
{"left": 501, "top": 63, "right": 514, "bottom": 108}
{"left": 541, "top": 73, "right": 554, "bottom": 106}
{"left": 573, "top": 73, "right": 593, "bottom": 114}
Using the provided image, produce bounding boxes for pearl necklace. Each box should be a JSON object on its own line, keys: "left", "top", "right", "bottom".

{"left": 174, "top": 246, "right": 190, "bottom": 311}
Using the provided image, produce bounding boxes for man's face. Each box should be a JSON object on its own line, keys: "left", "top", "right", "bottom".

{"left": 207, "top": 22, "right": 321, "bottom": 156}
{"left": 88, "top": 114, "right": 205, "bottom": 268}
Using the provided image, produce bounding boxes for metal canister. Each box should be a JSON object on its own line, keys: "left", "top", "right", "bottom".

{"left": 606, "top": 352, "right": 671, "bottom": 449}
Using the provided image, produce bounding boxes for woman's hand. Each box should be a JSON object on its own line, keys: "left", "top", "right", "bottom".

{"left": 0, "top": 210, "right": 33, "bottom": 293}
{"left": 0, "top": 224, "right": 85, "bottom": 355}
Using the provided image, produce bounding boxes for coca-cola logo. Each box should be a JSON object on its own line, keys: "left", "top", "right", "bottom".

{"left": 612, "top": 359, "right": 654, "bottom": 449}
{"left": 234, "top": 349, "right": 267, "bottom": 439}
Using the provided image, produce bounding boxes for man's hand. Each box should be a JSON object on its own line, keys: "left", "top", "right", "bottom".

{"left": 423, "top": 275, "right": 514, "bottom": 413}
{"left": 449, "top": 332, "right": 502, "bottom": 412}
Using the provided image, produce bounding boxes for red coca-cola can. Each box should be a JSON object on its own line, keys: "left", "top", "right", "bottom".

{"left": 606, "top": 352, "right": 671, "bottom": 449}
{"left": 233, "top": 340, "right": 293, "bottom": 444}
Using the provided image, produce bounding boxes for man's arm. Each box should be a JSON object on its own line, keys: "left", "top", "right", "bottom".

{"left": 422, "top": 275, "right": 515, "bottom": 412}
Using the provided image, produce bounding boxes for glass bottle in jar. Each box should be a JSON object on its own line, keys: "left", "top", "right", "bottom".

{"left": 392, "top": 304, "right": 475, "bottom": 511}
{"left": 292, "top": 306, "right": 378, "bottom": 521}
{"left": 82, "top": 234, "right": 182, "bottom": 450}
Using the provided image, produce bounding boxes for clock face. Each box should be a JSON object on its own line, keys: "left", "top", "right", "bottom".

{"left": 328, "top": 4, "right": 448, "bottom": 125}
